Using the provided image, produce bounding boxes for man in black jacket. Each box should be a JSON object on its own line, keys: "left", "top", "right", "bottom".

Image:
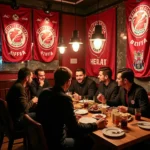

{"left": 29, "top": 68, "right": 50, "bottom": 98}
{"left": 69, "top": 68, "right": 97, "bottom": 100}
{"left": 95, "top": 67, "right": 118, "bottom": 105}
{"left": 99, "top": 68, "right": 150, "bottom": 117}
{"left": 36, "top": 66, "right": 107, "bottom": 150}
{"left": 6, "top": 67, "right": 38, "bottom": 128}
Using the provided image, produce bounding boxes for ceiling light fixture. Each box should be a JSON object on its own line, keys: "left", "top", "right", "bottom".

{"left": 11, "top": 0, "right": 19, "bottom": 10}
{"left": 90, "top": 0, "right": 106, "bottom": 50}
{"left": 57, "top": 0, "right": 67, "bottom": 54}
{"left": 44, "top": 3, "right": 51, "bottom": 14}
{"left": 69, "top": 2, "right": 82, "bottom": 52}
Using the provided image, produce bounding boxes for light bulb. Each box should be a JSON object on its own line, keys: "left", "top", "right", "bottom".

{"left": 59, "top": 46, "right": 65, "bottom": 54}
{"left": 72, "top": 42, "right": 79, "bottom": 52}
{"left": 93, "top": 38, "right": 102, "bottom": 50}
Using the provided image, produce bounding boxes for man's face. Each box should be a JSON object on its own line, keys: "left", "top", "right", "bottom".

{"left": 98, "top": 71, "right": 106, "bottom": 82}
{"left": 28, "top": 72, "right": 33, "bottom": 84}
{"left": 37, "top": 71, "right": 45, "bottom": 81}
{"left": 116, "top": 73, "right": 124, "bottom": 86}
{"left": 75, "top": 71, "right": 86, "bottom": 83}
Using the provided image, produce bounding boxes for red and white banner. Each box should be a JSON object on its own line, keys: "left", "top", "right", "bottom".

{"left": 125, "top": 0, "right": 150, "bottom": 77}
{"left": 33, "top": 10, "right": 59, "bottom": 62}
{"left": 0, "top": 5, "right": 32, "bottom": 62}
{"left": 85, "top": 8, "right": 116, "bottom": 79}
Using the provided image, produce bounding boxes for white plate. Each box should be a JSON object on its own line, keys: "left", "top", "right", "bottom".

{"left": 79, "top": 117, "right": 97, "bottom": 124}
{"left": 128, "top": 116, "right": 133, "bottom": 122}
{"left": 138, "top": 121, "right": 150, "bottom": 129}
{"left": 102, "top": 127, "right": 125, "bottom": 137}
{"left": 92, "top": 114, "right": 106, "bottom": 120}
{"left": 75, "top": 109, "right": 88, "bottom": 115}
{"left": 79, "top": 100, "right": 94, "bottom": 103}
{"left": 98, "top": 104, "right": 110, "bottom": 108}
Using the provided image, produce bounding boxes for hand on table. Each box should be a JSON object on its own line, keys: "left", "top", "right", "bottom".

{"left": 73, "top": 93, "right": 81, "bottom": 101}
{"left": 118, "top": 106, "right": 128, "bottom": 113}
{"left": 96, "top": 118, "right": 108, "bottom": 129}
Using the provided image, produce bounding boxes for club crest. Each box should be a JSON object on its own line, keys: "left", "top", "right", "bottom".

{"left": 129, "top": 5, "right": 150, "bottom": 38}
{"left": 5, "top": 23, "right": 28, "bottom": 50}
{"left": 37, "top": 25, "right": 56, "bottom": 50}
{"left": 133, "top": 50, "right": 144, "bottom": 71}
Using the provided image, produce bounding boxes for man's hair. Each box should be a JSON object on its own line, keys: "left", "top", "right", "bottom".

{"left": 18, "top": 67, "right": 31, "bottom": 81}
{"left": 35, "top": 68, "right": 44, "bottom": 76}
{"left": 117, "top": 68, "right": 134, "bottom": 83}
{"left": 54, "top": 67, "right": 72, "bottom": 86}
{"left": 99, "top": 67, "right": 112, "bottom": 79}
{"left": 75, "top": 68, "right": 85, "bottom": 75}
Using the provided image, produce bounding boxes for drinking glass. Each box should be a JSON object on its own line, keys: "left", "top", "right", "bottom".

{"left": 135, "top": 108, "right": 141, "bottom": 120}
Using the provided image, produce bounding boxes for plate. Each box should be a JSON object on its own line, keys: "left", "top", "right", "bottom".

{"left": 102, "top": 127, "right": 125, "bottom": 137}
{"left": 74, "top": 109, "right": 88, "bottom": 115}
{"left": 138, "top": 121, "right": 150, "bottom": 129}
{"left": 79, "top": 100, "right": 94, "bottom": 104}
{"left": 92, "top": 114, "right": 106, "bottom": 120}
{"left": 98, "top": 104, "right": 110, "bottom": 108}
{"left": 79, "top": 117, "right": 97, "bottom": 124}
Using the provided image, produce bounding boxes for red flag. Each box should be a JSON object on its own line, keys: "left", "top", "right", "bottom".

{"left": 125, "top": 0, "right": 150, "bottom": 77}
{"left": 0, "top": 5, "right": 32, "bottom": 62}
{"left": 33, "top": 10, "right": 59, "bottom": 62}
{"left": 85, "top": 8, "right": 116, "bottom": 79}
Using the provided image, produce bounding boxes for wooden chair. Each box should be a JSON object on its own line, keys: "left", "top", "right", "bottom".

{"left": 23, "top": 114, "right": 49, "bottom": 150}
{"left": 0, "top": 98, "right": 25, "bottom": 150}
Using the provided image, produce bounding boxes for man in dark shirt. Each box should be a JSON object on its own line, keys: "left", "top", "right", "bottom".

{"left": 29, "top": 68, "right": 50, "bottom": 98}
{"left": 69, "top": 68, "right": 97, "bottom": 100}
{"left": 6, "top": 67, "right": 38, "bottom": 128}
{"left": 100, "top": 68, "right": 149, "bottom": 117}
{"left": 36, "top": 67, "right": 107, "bottom": 150}
{"left": 95, "top": 67, "right": 118, "bottom": 105}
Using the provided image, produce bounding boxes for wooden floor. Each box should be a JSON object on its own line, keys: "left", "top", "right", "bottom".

{"left": 1, "top": 137, "right": 24, "bottom": 150}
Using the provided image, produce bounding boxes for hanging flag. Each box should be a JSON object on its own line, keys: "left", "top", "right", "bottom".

{"left": 125, "top": 0, "right": 150, "bottom": 77}
{"left": 85, "top": 8, "right": 116, "bottom": 79}
{"left": 0, "top": 5, "right": 32, "bottom": 62}
{"left": 33, "top": 10, "right": 59, "bottom": 62}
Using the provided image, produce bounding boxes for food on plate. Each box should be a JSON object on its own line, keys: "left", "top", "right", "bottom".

{"left": 74, "top": 103, "right": 84, "bottom": 109}
{"left": 92, "top": 114, "right": 106, "bottom": 120}
{"left": 88, "top": 104, "right": 101, "bottom": 112}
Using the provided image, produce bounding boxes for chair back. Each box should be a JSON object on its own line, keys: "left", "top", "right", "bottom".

{"left": 24, "top": 114, "right": 49, "bottom": 150}
{"left": 0, "top": 98, "right": 14, "bottom": 136}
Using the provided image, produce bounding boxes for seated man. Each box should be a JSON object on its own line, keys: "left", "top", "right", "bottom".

{"left": 99, "top": 68, "right": 150, "bottom": 117}
{"left": 69, "top": 68, "right": 97, "bottom": 100}
{"left": 95, "top": 67, "right": 119, "bottom": 105}
{"left": 36, "top": 66, "right": 107, "bottom": 150}
{"left": 6, "top": 67, "right": 38, "bottom": 128}
{"left": 29, "top": 68, "right": 50, "bottom": 98}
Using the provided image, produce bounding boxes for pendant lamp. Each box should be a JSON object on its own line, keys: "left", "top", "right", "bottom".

{"left": 90, "top": 0, "right": 106, "bottom": 50}
{"left": 57, "top": 0, "right": 67, "bottom": 54}
{"left": 69, "top": 2, "right": 82, "bottom": 52}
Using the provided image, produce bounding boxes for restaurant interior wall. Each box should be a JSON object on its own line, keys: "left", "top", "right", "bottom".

{"left": 0, "top": 2, "right": 150, "bottom": 92}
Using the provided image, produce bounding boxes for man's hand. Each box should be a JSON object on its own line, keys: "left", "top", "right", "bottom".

{"left": 97, "top": 93, "right": 106, "bottom": 104}
{"left": 96, "top": 118, "right": 108, "bottom": 129}
{"left": 38, "top": 79, "right": 44, "bottom": 87}
{"left": 32, "top": 97, "right": 38, "bottom": 104}
{"left": 73, "top": 93, "right": 81, "bottom": 101}
{"left": 118, "top": 106, "right": 128, "bottom": 113}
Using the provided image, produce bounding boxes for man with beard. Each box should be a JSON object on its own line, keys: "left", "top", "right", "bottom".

{"left": 6, "top": 67, "right": 38, "bottom": 129}
{"left": 95, "top": 67, "right": 118, "bottom": 105}
{"left": 69, "top": 68, "right": 97, "bottom": 100}
{"left": 29, "top": 68, "right": 50, "bottom": 98}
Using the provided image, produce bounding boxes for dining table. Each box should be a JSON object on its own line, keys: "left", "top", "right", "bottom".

{"left": 74, "top": 101, "right": 150, "bottom": 150}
